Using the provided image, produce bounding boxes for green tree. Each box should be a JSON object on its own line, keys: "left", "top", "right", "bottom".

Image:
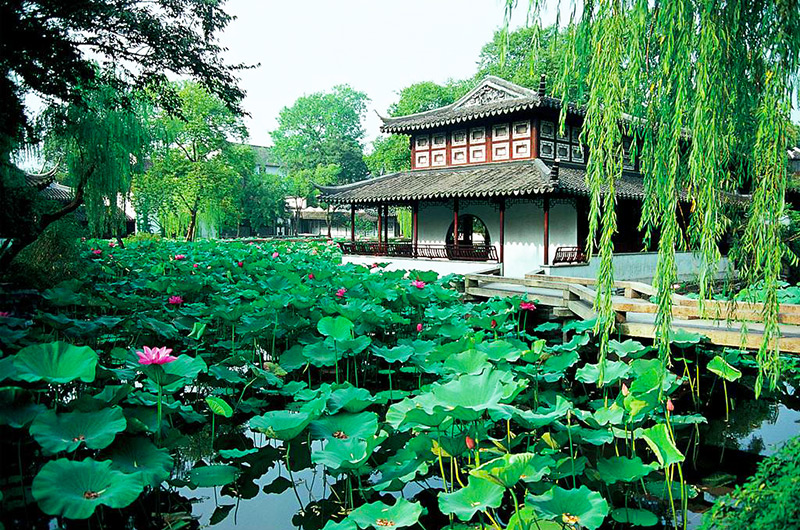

{"left": 284, "top": 164, "right": 339, "bottom": 236}
{"left": 0, "top": 77, "right": 149, "bottom": 267}
{"left": 476, "top": 24, "right": 586, "bottom": 100}
{"left": 134, "top": 82, "right": 248, "bottom": 241}
{"left": 239, "top": 164, "right": 288, "bottom": 236}
{"left": 271, "top": 85, "right": 369, "bottom": 184}
{"left": 510, "top": 0, "right": 800, "bottom": 392}
{"left": 367, "top": 80, "right": 473, "bottom": 175}
{"left": 1, "top": 0, "right": 246, "bottom": 268}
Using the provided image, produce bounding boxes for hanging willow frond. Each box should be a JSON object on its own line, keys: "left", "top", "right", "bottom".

{"left": 507, "top": 0, "right": 800, "bottom": 391}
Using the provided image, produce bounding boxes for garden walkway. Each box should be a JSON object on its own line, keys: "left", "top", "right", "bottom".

{"left": 464, "top": 269, "right": 800, "bottom": 353}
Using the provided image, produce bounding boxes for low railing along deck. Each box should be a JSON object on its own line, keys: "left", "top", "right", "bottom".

{"left": 339, "top": 241, "right": 498, "bottom": 262}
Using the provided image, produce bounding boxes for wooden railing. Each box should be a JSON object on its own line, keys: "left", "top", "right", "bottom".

{"left": 339, "top": 241, "right": 498, "bottom": 262}
{"left": 462, "top": 270, "right": 800, "bottom": 353}
{"left": 553, "top": 246, "right": 588, "bottom": 264}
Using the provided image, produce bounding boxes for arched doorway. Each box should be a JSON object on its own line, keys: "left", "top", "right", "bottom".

{"left": 446, "top": 214, "right": 492, "bottom": 259}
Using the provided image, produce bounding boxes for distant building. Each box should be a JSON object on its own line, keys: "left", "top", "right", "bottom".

{"left": 249, "top": 144, "right": 282, "bottom": 176}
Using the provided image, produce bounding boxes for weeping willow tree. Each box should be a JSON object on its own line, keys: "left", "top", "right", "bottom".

{"left": 508, "top": 0, "right": 800, "bottom": 394}
{"left": 0, "top": 77, "right": 149, "bottom": 268}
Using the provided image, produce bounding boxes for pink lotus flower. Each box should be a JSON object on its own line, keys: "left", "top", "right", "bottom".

{"left": 666, "top": 399, "right": 675, "bottom": 412}
{"left": 92, "top": 249, "right": 102, "bottom": 255}
{"left": 371, "top": 263, "right": 379, "bottom": 269}
{"left": 621, "top": 383, "right": 630, "bottom": 397}
{"left": 108, "top": 241, "right": 116, "bottom": 248}
{"left": 416, "top": 323, "right": 423, "bottom": 333}
{"left": 491, "top": 319, "right": 497, "bottom": 329}
{"left": 336, "top": 288, "right": 347, "bottom": 299}
{"left": 0, "top": 312, "right": 11, "bottom": 318}
{"left": 136, "top": 346, "right": 177, "bottom": 365}
{"left": 272, "top": 251, "right": 280, "bottom": 258}
{"left": 175, "top": 254, "right": 186, "bottom": 260}
{"left": 411, "top": 279, "right": 426, "bottom": 289}
{"left": 308, "top": 273, "right": 315, "bottom": 280}
{"left": 168, "top": 295, "right": 183, "bottom": 305}
{"left": 520, "top": 301, "right": 536, "bottom": 311}
{"left": 465, "top": 436, "right": 476, "bottom": 450}
{"left": 193, "top": 263, "right": 199, "bottom": 268}
{"left": 237, "top": 261, "right": 244, "bottom": 267}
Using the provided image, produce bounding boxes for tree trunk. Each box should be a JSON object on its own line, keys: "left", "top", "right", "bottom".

{"left": 326, "top": 205, "right": 332, "bottom": 238}
{"left": 186, "top": 209, "right": 198, "bottom": 242}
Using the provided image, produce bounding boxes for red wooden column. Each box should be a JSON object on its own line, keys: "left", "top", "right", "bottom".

{"left": 453, "top": 198, "right": 460, "bottom": 248}
{"left": 412, "top": 201, "right": 419, "bottom": 258}
{"left": 377, "top": 204, "right": 383, "bottom": 250}
{"left": 383, "top": 205, "right": 389, "bottom": 245}
{"left": 543, "top": 197, "right": 550, "bottom": 265}
{"left": 499, "top": 198, "right": 505, "bottom": 264}
{"left": 350, "top": 204, "right": 355, "bottom": 242}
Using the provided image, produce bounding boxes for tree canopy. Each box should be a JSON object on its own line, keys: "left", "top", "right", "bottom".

{"left": 271, "top": 85, "right": 369, "bottom": 184}
{"left": 512, "top": 0, "right": 800, "bottom": 393}
{"left": 133, "top": 82, "right": 248, "bottom": 241}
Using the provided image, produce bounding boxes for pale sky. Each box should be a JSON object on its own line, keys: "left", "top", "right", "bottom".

{"left": 217, "top": 0, "right": 535, "bottom": 148}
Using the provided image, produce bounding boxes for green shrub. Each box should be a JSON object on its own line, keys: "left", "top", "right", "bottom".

{"left": 701, "top": 434, "right": 800, "bottom": 529}
{"left": 8, "top": 217, "right": 87, "bottom": 289}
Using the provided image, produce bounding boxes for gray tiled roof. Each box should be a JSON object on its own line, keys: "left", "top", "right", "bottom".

{"left": 317, "top": 159, "right": 650, "bottom": 204}
{"left": 380, "top": 76, "right": 582, "bottom": 134}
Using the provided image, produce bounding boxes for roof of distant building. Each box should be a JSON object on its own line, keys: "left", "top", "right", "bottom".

{"left": 248, "top": 144, "right": 281, "bottom": 168}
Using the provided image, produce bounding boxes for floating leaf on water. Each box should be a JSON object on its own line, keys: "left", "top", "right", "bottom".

{"left": 309, "top": 411, "right": 379, "bottom": 441}
{"left": 349, "top": 498, "right": 424, "bottom": 529}
{"left": 438, "top": 476, "right": 505, "bottom": 521}
{"left": 526, "top": 485, "right": 609, "bottom": 530}
{"left": 188, "top": 464, "right": 238, "bottom": 488}
{"left": 32, "top": 458, "right": 143, "bottom": 519}
{"left": 13, "top": 341, "right": 97, "bottom": 384}
{"left": 442, "top": 349, "right": 491, "bottom": 376}
{"left": 609, "top": 339, "right": 646, "bottom": 358}
{"left": 669, "top": 328, "right": 706, "bottom": 348}
{"left": 327, "top": 383, "right": 376, "bottom": 414}
{"left": 30, "top": 406, "right": 127, "bottom": 454}
{"left": 108, "top": 436, "right": 173, "bottom": 488}
{"left": 611, "top": 507, "right": 659, "bottom": 527}
{"left": 576, "top": 360, "right": 631, "bottom": 386}
{"left": 372, "top": 344, "right": 415, "bottom": 364}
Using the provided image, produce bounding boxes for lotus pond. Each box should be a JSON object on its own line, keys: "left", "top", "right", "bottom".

{"left": 0, "top": 239, "right": 797, "bottom": 530}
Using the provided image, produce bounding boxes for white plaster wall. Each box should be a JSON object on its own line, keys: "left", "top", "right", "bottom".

{"left": 416, "top": 200, "right": 578, "bottom": 278}
{"left": 343, "top": 255, "right": 497, "bottom": 276}
{"left": 542, "top": 252, "right": 732, "bottom": 282}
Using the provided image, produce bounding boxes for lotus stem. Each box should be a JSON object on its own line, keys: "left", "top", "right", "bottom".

{"left": 436, "top": 432, "right": 449, "bottom": 493}
{"left": 156, "top": 384, "right": 163, "bottom": 444}
{"left": 210, "top": 413, "right": 215, "bottom": 451}
{"left": 723, "top": 379, "right": 730, "bottom": 422}
{"left": 510, "top": 487, "right": 524, "bottom": 530}
{"left": 566, "top": 410, "right": 576, "bottom": 488}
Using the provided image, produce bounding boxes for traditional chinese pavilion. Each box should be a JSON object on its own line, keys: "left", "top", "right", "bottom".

{"left": 318, "top": 76, "right": 722, "bottom": 280}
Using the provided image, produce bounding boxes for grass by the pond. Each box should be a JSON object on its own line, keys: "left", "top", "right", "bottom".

{"left": 0, "top": 238, "right": 797, "bottom": 529}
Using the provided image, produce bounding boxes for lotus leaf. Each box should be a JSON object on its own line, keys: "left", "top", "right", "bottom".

{"left": 507, "top": 507, "right": 562, "bottom": 530}
{"left": 707, "top": 355, "right": 742, "bottom": 381}
{"left": 327, "top": 384, "right": 375, "bottom": 413}
{"left": 477, "top": 340, "right": 524, "bottom": 362}
{"left": 429, "top": 369, "right": 524, "bottom": 421}
{"left": 13, "top": 341, "right": 97, "bottom": 384}
{"left": 438, "top": 476, "right": 505, "bottom": 521}
{"left": 309, "top": 411, "right": 379, "bottom": 441}
{"left": 596, "top": 456, "right": 656, "bottom": 484}
{"left": 303, "top": 339, "right": 339, "bottom": 367}
{"left": 442, "top": 349, "right": 491, "bottom": 376}
{"left": 189, "top": 464, "right": 239, "bottom": 487}
{"left": 471, "top": 452, "right": 551, "bottom": 487}
{"left": 575, "top": 360, "right": 631, "bottom": 386}
{"left": 513, "top": 395, "right": 572, "bottom": 429}
{"left": 611, "top": 508, "right": 659, "bottom": 526}
{"left": 250, "top": 409, "right": 318, "bottom": 440}
{"left": 322, "top": 519, "right": 358, "bottom": 530}
{"left": 30, "top": 406, "right": 127, "bottom": 454}
{"left": 0, "top": 401, "right": 47, "bottom": 428}
{"left": 108, "top": 436, "right": 173, "bottom": 487}
{"left": 0, "top": 356, "right": 17, "bottom": 381}
{"left": 32, "top": 458, "right": 143, "bottom": 519}
{"left": 641, "top": 424, "right": 684, "bottom": 467}
{"left": 534, "top": 322, "right": 560, "bottom": 333}
{"left": 541, "top": 350, "right": 580, "bottom": 377}
{"left": 527, "top": 485, "right": 609, "bottom": 530}
{"left": 563, "top": 319, "right": 596, "bottom": 333}
{"left": 349, "top": 498, "right": 424, "bottom": 529}
{"left": 372, "top": 344, "right": 415, "bottom": 364}
{"left": 371, "top": 438, "right": 432, "bottom": 492}
{"left": 311, "top": 432, "right": 387, "bottom": 473}
{"left": 317, "top": 316, "right": 353, "bottom": 341}
{"left": 206, "top": 396, "right": 233, "bottom": 417}
{"left": 609, "top": 338, "right": 646, "bottom": 358}
{"left": 669, "top": 328, "right": 706, "bottom": 347}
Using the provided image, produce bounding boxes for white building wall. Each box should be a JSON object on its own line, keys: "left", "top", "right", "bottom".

{"left": 417, "top": 199, "right": 578, "bottom": 278}
{"left": 542, "top": 252, "right": 732, "bottom": 283}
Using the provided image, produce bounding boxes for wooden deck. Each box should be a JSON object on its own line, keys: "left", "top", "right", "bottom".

{"left": 464, "top": 268, "right": 800, "bottom": 353}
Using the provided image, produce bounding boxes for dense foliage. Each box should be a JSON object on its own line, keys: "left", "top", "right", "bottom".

{"left": 1, "top": 240, "right": 789, "bottom": 529}
{"left": 701, "top": 434, "right": 800, "bottom": 530}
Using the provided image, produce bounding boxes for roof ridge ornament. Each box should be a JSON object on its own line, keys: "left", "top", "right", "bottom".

{"left": 459, "top": 81, "right": 519, "bottom": 108}
{"left": 550, "top": 158, "right": 560, "bottom": 182}
{"left": 538, "top": 74, "right": 547, "bottom": 97}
